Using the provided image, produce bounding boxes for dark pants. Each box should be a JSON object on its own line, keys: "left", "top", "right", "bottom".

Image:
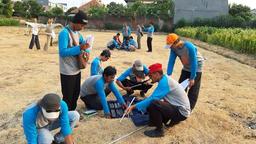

{"left": 121, "top": 79, "right": 152, "bottom": 94}
{"left": 107, "top": 44, "right": 115, "bottom": 50}
{"left": 60, "top": 73, "right": 81, "bottom": 111}
{"left": 178, "top": 70, "right": 202, "bottom": 110}
{"left": 29, "top": 34, "right": 40, "bottom": 49}
{"left": 147, "top": 100, "right": 187, "bottom": 130}
{"left": 50, "top": 37, "right": 53, "bottom": 46}
{"left": 123, "top": 36, "right": 129, "bottom": 43}
{"left": 147, "top": 37, "right": 152, "bottom": 52}
{"left": 80, "top": 89, "right": 111, "bottom": 110}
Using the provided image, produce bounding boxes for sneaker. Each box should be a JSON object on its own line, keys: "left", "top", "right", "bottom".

{"left": 144, "top": 128, "right": 164, "bottom": 138}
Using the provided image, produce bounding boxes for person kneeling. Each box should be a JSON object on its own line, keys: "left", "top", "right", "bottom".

{"left": 80, "top": 66, "right": 127, "bottom": 118}
{"left": 126, "top": 63, "right": 191, "bottom": 138}
{"left": 22, "top": 93, "right": 80, "bottom": 144}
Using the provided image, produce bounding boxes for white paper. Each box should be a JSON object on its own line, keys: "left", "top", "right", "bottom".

{"left": 85, "top": 35, "right": 94, "bottom": 50}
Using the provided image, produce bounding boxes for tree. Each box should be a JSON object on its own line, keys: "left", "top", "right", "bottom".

{"left": 88, "top": 6, "right": 108, "bottom": 18}
{"left": 107, "top": 2, "right": 125, "bottom": 16}
{"left": 2, "top": 0, "right": 13, "bottom": 17}
{"left": 27, "top": 0, "right": 44, "bottom": 18}
{"left": 50, "top": 6, "right": 64, "bottom": 17}
{"left": 229, "top": 4, "right": 253, "bottom": 21}
{"left": 13, "top": 1, "right": 25, "bottom": 17}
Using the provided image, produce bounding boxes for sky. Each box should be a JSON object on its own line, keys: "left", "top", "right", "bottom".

{"left": 50, "top": 0, "right": 256, "bottom": 10}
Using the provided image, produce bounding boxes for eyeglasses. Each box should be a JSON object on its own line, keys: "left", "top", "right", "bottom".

{"left": 46, "top": 109, "right": 60, "bottom": 113}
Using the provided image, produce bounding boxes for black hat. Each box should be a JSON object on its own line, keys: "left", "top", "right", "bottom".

{"left": 101, "top": 49, "right": 111, "bottom": 57}
{"left": 39, "top": 93, "right": 61, "bottom": 111}
{"left": 72, "top": 10, "right": 88, "bottom": 25}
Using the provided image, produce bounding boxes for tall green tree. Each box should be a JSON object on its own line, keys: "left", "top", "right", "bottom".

{"left": 2, "top": 0, "right": 13, "bottom": 17}
{"left": 50, "top": 6, "right": 64, "bottom": 17}
{"left": 88, "top": 6, "right": 108, "bottom": 18}
{"left": 229, "top": 4, "right": 253, "bottom": 21}
{"left": 107, "top": 2, "right": 125, "bottom": 16}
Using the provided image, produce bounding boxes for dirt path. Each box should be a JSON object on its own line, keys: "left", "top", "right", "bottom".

{"left": 0, "top": 27, "right": 255, "bottom": 144}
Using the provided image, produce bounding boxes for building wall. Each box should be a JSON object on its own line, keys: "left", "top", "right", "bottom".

{"left": 174, "top": 0, "right": 228, "bottom": 23}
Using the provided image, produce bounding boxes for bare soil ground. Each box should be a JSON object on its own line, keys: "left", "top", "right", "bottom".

{"left": 0, "top": 26, "right": 255, "bottom": 144}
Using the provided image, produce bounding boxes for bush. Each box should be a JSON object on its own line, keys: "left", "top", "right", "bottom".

{"left": 0, "top": 18, "right": 20, "bottom": 26}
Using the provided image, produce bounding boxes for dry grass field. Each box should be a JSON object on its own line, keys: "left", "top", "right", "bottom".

{"left": 0, "top": 26, "right": 255, "bottom": 144}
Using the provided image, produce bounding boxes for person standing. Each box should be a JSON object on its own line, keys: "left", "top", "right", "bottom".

{"left": 122, "top": 23, "right": 131, "bottom": 42}
{"left": 136, "top": 25, "right": 143, "bottom": 49}
{"left": 165, "top": 33, "right": 204, "bottom": 110}
{"left": 44, "top": 18, "right": 63, "bottom": 51}
{"left": 125, "top": 63, "right": 191, "bottom": 137}
{"left": 26, "top": 18, "right": 44, "bottom": 50}
{"left": 90, "top": 49, "right": 111, "bottom": 76}
{"left": 22, "top": 93, "right": 80, "bottom": 144}
{"left": 142, "top": 22, "right": 154, "bottom": 52}
{"left": 58, "top": 10, "right": 89, "bottom": 111}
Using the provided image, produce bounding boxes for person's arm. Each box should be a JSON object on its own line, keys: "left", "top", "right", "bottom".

{"left": 167, "top": 50, "right": 177, "bottom": 76}
{"left": 186, "top": 43, "right": 198, "bottom": 80}
{"left": 58, "top": 29, "right": 82, "bottom": 57}
{"left": 59, "top": 101, "right": 72, "bottom": 139}
{"left": 113, "top": 39, "right": 120, "bottom": 48}
{"left": 91, "top": 58, "right": 99, "bottom": 76}
{"left": 95, "top": 79, "right": 110, "bottom": 115}
{"left": 143, "top": 65, "right": 149, "bottom": 75}
{"left": 64, "top": 135, "right": 74, "bottom": 144}
{"left": 116, "top": 68, "right": 132, "bottom": 90}
{"left": 22, "top": 107, "right": 38, "bottom": 144}
{"left": 135, "top": 77, "right": 170, "bottom": 111}
{"left": 109, "top": 82, "right": 125, "bottom": 105}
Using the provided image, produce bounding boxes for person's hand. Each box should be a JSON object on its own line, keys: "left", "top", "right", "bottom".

{"left": 104, "top": 113, "right": 111, "bottom": 119}
{"left": 80, "top": 43, "right": 90, "bottom": 50}
{"left": 125, "top": 87, "right": 132, "bottom": 91}
{"left": 121, "top": 103, "right": 128, "bottom": 109}
{"left": 125, "top": 105, "right": 135, "bottom": 115}
{"left": 136, "top": 77, "right": 143, "bottom": 82}
{"left": 189, "top": 79, "right": 195, "bottom": 88}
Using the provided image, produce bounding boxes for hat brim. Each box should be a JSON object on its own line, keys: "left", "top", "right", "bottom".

{"left": 42, "top": 108, "right": 60, "bottom": 119}
{"left": 135, "top": 66, "right": 143, "bottom": 71}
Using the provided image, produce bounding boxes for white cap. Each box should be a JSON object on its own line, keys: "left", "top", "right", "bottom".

{"left": 134, "top": 60, "right": 143, "bottom": 71}
{"left": 42, "top": 107, "right": 60, "bottom": 120}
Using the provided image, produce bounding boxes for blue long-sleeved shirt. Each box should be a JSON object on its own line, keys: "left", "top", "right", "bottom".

{"left": 122, "top": 26, "right": 131, "bottom": 37}
{"left": 58, "top": 26, "right": 85, "bottom": 57}
{"left": 94, "top": 77, "right": 125, "bottom": 114}
{"left": 143, "top": 25, "right": 154, "bottom": 38}
{"left": 80, "top": 75, "right": 125, "bottom": 114}
{"left": 22, "top": 101, "right": 71, "bottom": 144}
{"left": 167, "top": 41, "right": 200, "bottom": 80}
{"left": 129, "top": 39, "right": 138, "bottom": 48}
{"left": 135, "top": 75, "right": 191, "bottom": 117}
{"left": 117, "top": 65, "right": 149, "bottom": 82}
{"left": 90, "top": 57, "right": 103, "bottom": 76}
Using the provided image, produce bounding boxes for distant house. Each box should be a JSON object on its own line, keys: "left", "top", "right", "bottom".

{"left": 77, "top": 0, "right": 103, "bottom": 12}
{"left": 36, "top": 0, "right": 68, "bottom": 12}
{"left": 174, "top": 0, "right": 228, "bottom": 24}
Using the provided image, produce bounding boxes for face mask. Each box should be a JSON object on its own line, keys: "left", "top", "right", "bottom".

{"left": 41, "top": 107, "right": 60, "bottom": 121}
